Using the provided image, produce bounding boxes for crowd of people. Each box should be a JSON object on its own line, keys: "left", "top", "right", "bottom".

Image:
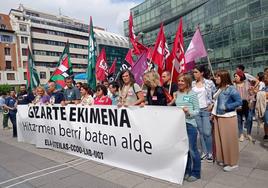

{"left": 0, "top": 64, "right": 267, "bottom": 183}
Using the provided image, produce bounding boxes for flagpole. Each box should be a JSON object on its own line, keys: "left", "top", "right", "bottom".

{"left": 207, "top": 55, "right": 215, "bottom": 78}
{"left": 169, "top": 59, "right": 175, "bottom": 94}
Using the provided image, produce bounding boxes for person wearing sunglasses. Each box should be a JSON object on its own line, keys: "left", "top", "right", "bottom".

{"left": 93, "top": 84, "right": 112, "bottom": 105}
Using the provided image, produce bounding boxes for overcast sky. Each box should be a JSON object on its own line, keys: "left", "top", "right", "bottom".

{"left": 0, "top": 0, "right": 143, "bottom": 35}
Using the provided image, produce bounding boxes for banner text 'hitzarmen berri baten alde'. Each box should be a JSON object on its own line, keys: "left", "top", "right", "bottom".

{"left": 17, "top": 105, "right": 188, "bottom": 184}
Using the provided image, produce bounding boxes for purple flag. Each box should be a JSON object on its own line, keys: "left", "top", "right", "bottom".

{"left": 185, "top": 28, "right": 207, "bottom": 64}
{"left": 131, "top": 52, "right": 148, "bottom": 86}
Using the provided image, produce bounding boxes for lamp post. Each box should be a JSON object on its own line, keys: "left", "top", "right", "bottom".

{"left": 207, "top": 48, "right": 215, "bottom": 78}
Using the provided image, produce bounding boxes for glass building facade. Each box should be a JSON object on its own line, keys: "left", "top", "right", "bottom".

{"left": 124, "top": 0, "right": 268, "bottom": 75}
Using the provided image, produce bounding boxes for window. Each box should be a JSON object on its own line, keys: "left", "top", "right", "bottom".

{"left": 5, "top": 61, "right": 12, "bottom": 69}
{"left": 24, "top": 72, "right": 27, "bottom": 80}
{"left": 23, "top": 61, "right": 27, "bottom": 68}
{"left": 19, "top": 24, "right": 27, "bottom": 32}
{"left": 40, "top": 72, "right": 46, "bottom": 79}
{"left": 0, "top": 35, "right": 13, "bottom": 42}
{"left": 22, "top": 48, "right": 27, "bottom": 56}
{"left": 21, "top": 36, "right": 28, "bottom": 44}
{"left": 4, "top": 48, "right": 11, "bottom": 55}
{"left": 7, "top": 73, "right": 15, "bottom": 80}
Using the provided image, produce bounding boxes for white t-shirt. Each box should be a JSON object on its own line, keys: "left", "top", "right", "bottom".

{"left": 192, "top": 86, "right": 208, "bottom": 108}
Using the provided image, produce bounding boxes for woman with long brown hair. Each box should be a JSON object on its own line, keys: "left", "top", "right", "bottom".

{"left": 117, "top": 69, "right": 144, "bottom": 107}
{"left": 212, "top": 70, "right": 242, "bottom": 172}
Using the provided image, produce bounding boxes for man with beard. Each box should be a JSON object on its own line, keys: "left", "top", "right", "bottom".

{"left": 17, "top": 84, "right": 35, "bottom": 105}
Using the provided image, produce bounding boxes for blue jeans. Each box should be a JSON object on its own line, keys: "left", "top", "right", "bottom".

{"left": 185, "top": 123, "right": 201, "bottom": 178}
{"left": 195, "top": 108, "right": 212, "bottom": 155}
{"left": 264, "top": 106, "right": 268, "bottom": 127}
{"left": 237, "top": 100, "right": 249, "bottom": 135}
{"left": 9, "top": 113, "right": 17, "bottom": 137}
{"left": 246, "top": 109, "right": 254, "bottom": 135}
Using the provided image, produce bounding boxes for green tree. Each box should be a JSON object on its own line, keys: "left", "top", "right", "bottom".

{"left": 0, "top": 84, "right": 11, "bottom": 95}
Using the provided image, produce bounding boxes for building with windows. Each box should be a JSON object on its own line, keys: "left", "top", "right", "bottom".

{"left": 1, "top": 4, "right": 129, "bottom": 85}
{"left": 0, "top": 13, "right": 18, "bottom": 84}
{"left": 124, "top": 0, "right": 268, "bottom": 75}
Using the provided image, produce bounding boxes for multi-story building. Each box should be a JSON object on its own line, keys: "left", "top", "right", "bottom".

{"left": 0, "top": 13, "right": 18, "bottom": 85}
{"left": 124, "top": 0, "right": 268, "bottom": 75}
{"left": 1, "top": 4, "right": 129, "bottom": 85}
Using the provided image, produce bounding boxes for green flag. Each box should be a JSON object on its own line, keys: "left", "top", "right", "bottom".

{"left": 49, "top": 41, "right": 73, "bottom": 88}
{"left": 87, "top": 16, "right": 97, "bottom": 90}
{"left": 26, "top": 47, "right": 40, "bottom": 91}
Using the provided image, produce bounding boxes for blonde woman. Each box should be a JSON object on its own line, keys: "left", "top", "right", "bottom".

{"left": 143, "top": 71, "right": 167, "bottom": 106}
{"left": 174, "top": 74, "right": 200, "bottom": 182}
{"left": 33, "top": 86, "right": 50, "bottom": 104}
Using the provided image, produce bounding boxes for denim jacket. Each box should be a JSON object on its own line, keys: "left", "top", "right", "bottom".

{"left": 192, "top": 78, "right": 216, "bottom": 105}
{"left": 216, "top": 85, "right": 242, "bottom": 115}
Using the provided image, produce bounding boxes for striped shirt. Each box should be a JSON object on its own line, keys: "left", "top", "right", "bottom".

{"left": 175, "top": 90, "right": 200, "bottom": 127}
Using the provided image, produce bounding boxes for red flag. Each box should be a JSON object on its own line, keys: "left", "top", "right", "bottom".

{"left": 166, "top": 18, "right": 185, "bottom": 82}
{"left": 151, "top": 23, "right": 167, "bottom": 72}
{"left": 125, "top": 49, "right": 134, "bottom": 66}
{"left": 96, "top": 48, "right": 108, "bottom": 81}
{"left": 128, "top": 13, "right": 148, "bottom": 55}
{"left": 129, "top": 12, "right": 136, "bottom": 41}
{"left": 109, "top": 58, "right": 117, "bottom": 74}
{"left": 131, "top": 38, "right": 148, "bottom": 55}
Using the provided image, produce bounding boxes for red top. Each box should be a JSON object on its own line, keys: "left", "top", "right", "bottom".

{"left": 94, "top": 96, "right": 112, "bottom": 105}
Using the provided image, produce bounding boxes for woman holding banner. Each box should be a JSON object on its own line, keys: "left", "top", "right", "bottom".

{"left": 80, "top": 84, "right": 94, "bottom": 106}
{"left": 212, "top": 70, "right": 242, "bottom": 172}
{"left": 33, "top": 86, "right": 50, "bottom": 105}
{"left": 143, "top": 71, "right": 167, "bottom": 106}
{"left": 118, "top": 69, "right": 144, "bottom": 107}
{"left": 173, "top": 74, "right": 201, "bottom": 182}
{"left": 93, "top": 84, "right": 112, "bottom": 105}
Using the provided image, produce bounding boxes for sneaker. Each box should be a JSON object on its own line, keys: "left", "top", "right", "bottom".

{"left": 263, "top": 135, "right": 268, "bottom": 142}
{"left": 239, "top": 134, "right": 244, "bottom": 142}
{"left": 206, "top": 154, "right": 213, "bottom": 163}
{"left": 246, "top": 135, "right": 253, "bottom": 142}
{"left": 184, "top": 174, "right": 190, "bottom": 180}
{"left": 186, "top": 176, "right": 199, "bottom": 182}
{"left": 200, "top": 153, "right": 207, "bottom": 160}
{"left": 223, "top": 165, "right": 238, "bottom": 172}
{"left": 217, "top": 161, "right": 224, "bottom": 166}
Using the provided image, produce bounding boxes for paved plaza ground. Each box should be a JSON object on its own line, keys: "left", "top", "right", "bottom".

{"left": 0, "top": 113, "right": 268, "bottom": 188}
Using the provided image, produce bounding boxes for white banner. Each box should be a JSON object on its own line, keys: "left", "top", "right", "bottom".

{"left": 17, "top": 105, "right": 188, "bottom": 184}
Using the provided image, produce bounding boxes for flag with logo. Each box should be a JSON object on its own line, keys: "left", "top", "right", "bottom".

{"left": 26, "top": 47, "right": 40, "bottom": 90}
{"left": 166, "top": 18, "right": 185, "bottom": 82}
{"left": 49, "top": 41, "right": 73, "bottom": 88}
{"left": 87, "top": 16, "right": 97, "bottom": 90}
{"left": 96, "top": 48, "right": 108, "bottom": 81}
{"left": 151, "top": 23, "right": 169, "bottom": 73}
{"left": 128, "top": 12, "right": 148, "bottom": 55}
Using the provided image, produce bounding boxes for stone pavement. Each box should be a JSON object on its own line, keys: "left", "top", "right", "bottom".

{"left": 0, "top": 113, "right": 268, "bottom": 188}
